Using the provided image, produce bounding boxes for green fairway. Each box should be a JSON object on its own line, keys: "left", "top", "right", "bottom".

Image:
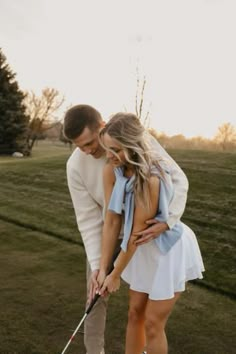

{"left": 1, "top": 220, "right": 235, "bottom": 354}
{"left": 169, "top": 149, "right": 236, "bottom": 297}
{"left": 0, "top": 141, "right": 236, "bottom": 353}
{"left": 0, "top": 141, "right": 78, "bottom": 244}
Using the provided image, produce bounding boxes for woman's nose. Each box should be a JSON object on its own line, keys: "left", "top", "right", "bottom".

{"left": 106, "top": 150, "right": 114, "bottom": 158}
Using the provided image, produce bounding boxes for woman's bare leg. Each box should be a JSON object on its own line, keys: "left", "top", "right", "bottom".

{"left": 145, "top": 293, "right": 181, "bottom": 354}
{"left": 125, "top": 289, "right": 148, "bottom": 354}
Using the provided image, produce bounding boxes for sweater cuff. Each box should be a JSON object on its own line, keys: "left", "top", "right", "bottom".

{"left": 166, "top": 215, "right": 177, "bottom": 230}
{"left": 90, "top": 257, "right": 101, "bottom": 272}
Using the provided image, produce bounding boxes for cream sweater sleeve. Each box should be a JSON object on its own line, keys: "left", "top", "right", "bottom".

{"left": 67, "top": 160, "right": 103, "bottom": 271}
{"left": 149, "top": 136, "right": 189, "bottom": 228}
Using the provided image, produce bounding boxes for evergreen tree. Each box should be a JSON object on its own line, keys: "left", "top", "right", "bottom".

{"left": 0, "top": 48, "right": 29, "bottom": 155}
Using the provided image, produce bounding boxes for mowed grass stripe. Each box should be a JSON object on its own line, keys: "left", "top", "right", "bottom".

{"left": 168, "top": 149, "right": 236, "bottom": 297}
{"left": 0, "top": 212, "right": 82, "bottom": 246}
{"left": 0, "top": 220, "right": 88, "bottom": 354}
{"left": 0, "top": 145, "right": 78, "bottom": 243}
{"left": 1, "top": 143, "right": 236, "bottom": 297}
{"left": 0, "top": 179, "right": 70, "bottom": 198}
{"left": 1, "top": 220, "right": 236, "bottom": 354}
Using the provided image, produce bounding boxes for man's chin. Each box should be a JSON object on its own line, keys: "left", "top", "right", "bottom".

{"left": 91, "top": 150, "right": 103, "bottom": 159}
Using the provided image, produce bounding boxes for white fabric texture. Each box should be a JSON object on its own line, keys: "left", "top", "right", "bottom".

{"left": 148, "top": 135, "right": 189, "bottom": 229}
{"left": 67, "top": 148, "right": 106, "bottom": 271}
{"left": 121, "top": 224, "right": 205, "bottom": 300}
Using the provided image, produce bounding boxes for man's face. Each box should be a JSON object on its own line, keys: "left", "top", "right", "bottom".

{"left": 73, "top": 126, "right": 104, "bottom": 159}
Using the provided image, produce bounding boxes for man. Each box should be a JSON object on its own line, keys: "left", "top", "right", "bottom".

{"left": 63, "top": 104, "right": 188, "bottom": 354}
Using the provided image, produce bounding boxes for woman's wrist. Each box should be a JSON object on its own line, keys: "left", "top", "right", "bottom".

{"left": 111, "top": 267, "right": 121, "bottom": 279}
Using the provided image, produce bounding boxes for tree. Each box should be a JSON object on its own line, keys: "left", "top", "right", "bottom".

{"left": 24, "top": 88, "right": 64, "bottom": 154}
{"left": 135, "top": 67, "right": 150, "bottom": 127}
{"left": 0, "top": 48, "right": 29, "bottom": 155}
{"left": 214, "top": 122, "right": 236, "bottom": 151}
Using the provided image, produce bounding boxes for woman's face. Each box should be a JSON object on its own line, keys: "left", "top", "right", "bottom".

{"left": 102, "top": 133, "right": 127, "bottom": 167}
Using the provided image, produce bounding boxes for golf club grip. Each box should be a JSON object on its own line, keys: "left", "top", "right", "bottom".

{"left": 85, "top": 251, "right": 119, "bottom": 315}
{"left": 85, "top": 293, "right": 100, "bottom": 314}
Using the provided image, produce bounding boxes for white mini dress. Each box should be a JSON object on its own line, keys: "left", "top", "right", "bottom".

{"left": 121, "top": 223, "right": 204, "bottom": 300}
{"left": 109, "top": 166, "right": 205, "bottom": 300}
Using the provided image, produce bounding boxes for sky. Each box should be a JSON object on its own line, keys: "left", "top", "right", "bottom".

{"left": 0, "top": 0, "right": 235, "bottom": 138}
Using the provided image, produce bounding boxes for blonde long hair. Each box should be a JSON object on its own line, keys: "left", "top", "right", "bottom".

{"left": 99, "top": 113, "right": 163, "bottom": 209}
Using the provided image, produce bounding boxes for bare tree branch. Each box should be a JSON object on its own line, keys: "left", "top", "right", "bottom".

{"left": 214, "top": 122, "right": 236, "bottom": 150}
{"left": 24, "top": 87, "right": 65, "bottom": 154}
{"left": 135, "top": 66, "right": 139, "bottom": 117}
{"left": 139, "top": 76, "right": 146, "bottom": 119}
{"left": 134, "top": 67, "right": 151, "bottom": 127}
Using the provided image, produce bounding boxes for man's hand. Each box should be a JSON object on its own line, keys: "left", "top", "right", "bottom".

{"left": 88, "top": 269, "right": 99, "bottom": 304}
{"left": 134, "top": 219, "right": 169, "bottom": 246}
{"left": 97, "top": 269, "right": 106, "bottom": 289}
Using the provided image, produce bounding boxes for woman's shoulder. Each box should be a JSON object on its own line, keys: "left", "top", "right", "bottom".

{"left": 148, "top": 174, "right": 160, "bottom": 191}
{"left": 103, "top": 162, "right": 116, "bottom": 183}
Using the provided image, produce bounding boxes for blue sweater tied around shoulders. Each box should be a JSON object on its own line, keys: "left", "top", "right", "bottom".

{"left": 108, "top": 166, "right": 183, "bottom": 254}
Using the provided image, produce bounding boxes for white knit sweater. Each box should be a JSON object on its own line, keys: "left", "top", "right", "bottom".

{"left": 67, "top": 137, "right": 188, "bottom": 271}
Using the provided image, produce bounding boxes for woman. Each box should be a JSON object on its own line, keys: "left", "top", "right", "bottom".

{"left": 97, "top": 113, "right": 204, "bottom": 354}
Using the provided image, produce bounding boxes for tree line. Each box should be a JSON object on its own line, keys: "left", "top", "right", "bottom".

{"left": 149, "top": 124, "right": 236, "bottom": 152}
{"left": 0, "top": 48, "right": 235, "bottom": 156}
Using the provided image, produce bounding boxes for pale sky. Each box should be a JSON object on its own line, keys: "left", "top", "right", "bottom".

{"left": 0, "top": 0, "right": 235, "bottom": 138}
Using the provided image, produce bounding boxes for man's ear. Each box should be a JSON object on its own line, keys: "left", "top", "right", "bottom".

{"left": 98, "top": 120, "right": 106, "bottom": 133}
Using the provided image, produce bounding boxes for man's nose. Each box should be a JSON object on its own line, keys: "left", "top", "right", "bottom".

{"left": 84, "top": 147, "right": 92, "bottom": 155}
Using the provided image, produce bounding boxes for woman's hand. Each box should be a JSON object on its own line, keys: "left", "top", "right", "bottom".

{"left": 99, "top": 273, "right": 120, "bottom": 296}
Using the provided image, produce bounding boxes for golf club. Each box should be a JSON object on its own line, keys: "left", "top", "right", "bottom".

{"left": 60, "top": 249, "right": 120, "bottom": 354}
{"left": 60, "top": 292, "right": 100, "bottom": 354}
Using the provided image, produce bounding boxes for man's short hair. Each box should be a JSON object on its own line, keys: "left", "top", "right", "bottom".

{"left": 63, "top": 104, "right": 102, "bottom": 140}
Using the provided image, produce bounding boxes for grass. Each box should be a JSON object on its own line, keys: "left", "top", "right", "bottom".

{"left": 168, "top": 149, "right": 236, "bottom": 296}
{"left": 0, "top": 220, "right": 87, "bottom": 354}
{"left": 1, "top": 220, "right": 235, "bottom": 354}
{"left": 0, "top": 141, "right": 78, "bottom": 243}
{"left": 0, "top": 141, "right": 236, "bottom": 353}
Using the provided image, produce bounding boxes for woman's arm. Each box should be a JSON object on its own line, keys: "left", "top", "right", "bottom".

{"left": 99, "top": 163, "right": 122, "bottom": 275}
{"left": 100, "top": 175, "right": 159, "bottom": 294}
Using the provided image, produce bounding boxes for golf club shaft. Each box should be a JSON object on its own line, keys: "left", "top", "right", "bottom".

{"left": 60, "top": 248, "right": 120, "bottom": 354}
{"left": 61, "top": 313, "right": 87, "bottom": 354}
{"left": 61, "top": 293, "right": 101, "bottom": 353}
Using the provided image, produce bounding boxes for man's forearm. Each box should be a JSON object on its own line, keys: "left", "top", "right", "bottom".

{"left": 167, "top": 173, "right": 188, "bottom": 228}
{"left": 148, "top": 135, "right": 189, "bottom": 227}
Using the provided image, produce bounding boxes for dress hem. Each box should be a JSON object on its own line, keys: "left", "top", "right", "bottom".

{"left": 123, "top": 272, "right": 204, "bottom": 301}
